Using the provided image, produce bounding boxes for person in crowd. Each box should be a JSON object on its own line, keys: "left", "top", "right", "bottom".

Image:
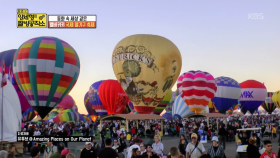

{"left": 185, "top": 133, "right": 207, "bottom": 158}
{"left": 238, "top": 132, "right": 249, "bottom": 145}
{"left": 217, "top": 124, "right": 227, "bottom": 150}
{"left": 152, "top": 135, "right": 164, "bottom": 156}
{"left": 260, "top": 140, "right": 277, "bottom": 158}
{"left": 0, "top": 150, "right": 8, "bottom": 158}
{"left": 142, "top": 144, "right": 159, "bottom": 158}
{"left": 91, "top": 136, "right": 101, "bottom": 155}
{"left": 128, "top": 139, "right": 141, "bottom": 158}
{"left": 98, "top": 138, "right": 119, "bottom": 158}
{"left": 131, "top": 148, "right": 141, "bottom": 158}
{"left": 44, "top": 141, "right": 57, "bottom": 158}
{"left": 207, "top": 136, "right": 225, "bottom": 158}
{"left": 80, "top": 142, "right": 97, "bottom": 158}
{"left": 251, "top": 133, "right": 261, "bottom": 148}
{"left": 100, "top": 127, "right": 106, "bottom": 148}
{"left": 65, "top": 153, "right": 75, "bottom": 158}
{"left": 246, "top": 137, "right": 260, "bottom": 158}
{"left": 111, "top": 127, "right": 118, "bottom": 145}
{"left": 30, "top": 146, "right": 40, "bottom": 158}
{"left": 60, "top": 148, "right": 71, "bottom": 158}
{"left": 168, "top": 147, "right": 184, "bottom": 158}
{"left": 139, "top": 143, "right": 146, "bottom": 155}
{"left": 50, "top": 142, "right": 65, "bottom": 158}
{"left": 118, "top": 133, "right": 127, "bottom": 152}
{"left": 178, "top": 134, "right": 188, "bottom": 156}
{"left": 7, "top": 144, "right": 16, "bottom": 158}
{"left": 146, "top": 135, "right": 155, "bottom": 146}
{"left": 112, "top": 139, "right": 123, "bottom": 153}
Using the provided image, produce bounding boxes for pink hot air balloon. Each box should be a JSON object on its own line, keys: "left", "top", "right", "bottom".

{"left": 180, "top": 70, "right": 217, "bottom": 113}
{"left": 177, "top": 73, "right": 186, "bottom": 96}
{"left": 57, "top": 95, "right": 75, "bottom": 109}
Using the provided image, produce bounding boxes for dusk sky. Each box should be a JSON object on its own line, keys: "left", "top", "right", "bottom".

{"left": 1, "top": 0, "right": 279, "bottom": 114}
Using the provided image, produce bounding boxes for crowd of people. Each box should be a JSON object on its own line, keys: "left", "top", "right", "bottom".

{"left": 0, "top": 114, "right": 280, "bottom": 158}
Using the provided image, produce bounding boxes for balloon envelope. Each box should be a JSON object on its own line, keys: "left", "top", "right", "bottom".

{"left": 272, "top": 91, "right": 280, "bottom": 108}
{"left": 239, "top": 80, "right": 267, "bottom": 113}
{"left": 0, "top": 49, "right": 31, "bottom": 112}
{"left": 84, "top": 92, "right": 99, "bottom": 121}
{"left": 57, "top": 95, "right": 75, "bottom": 109}
{"left": 13, "top": 37, "right": 80, "bottom": 118}
{"left": 112, "top": 34, "right": 182, "bottom": 114}
{"left": 261, "top": 92, "right": 276, "bottom": 114}
{"left": 180, "top": 70, "right": 217, "bottom": 113}
{"left": 48, "top": 107, "right": 65, "bottom": 119}
{"left": 208, "top": 101, "right": 219, "bottom": 113}
{"left": 22, "top": 106, "right": 37, "bottom": 122}
{"left": 88, "top": 80, "right": 107, "bottom": 116}
{"left": 99, "top": 80, "right": 130, "bottom": 114}
{"left": 212, "top": 76, "right": 241, "bottom": 113}
{"left": 153, "top": 90, "right": 172, "bottom": 114}
{"left": 172, "top": 95, "right": 194, "bottom": 118}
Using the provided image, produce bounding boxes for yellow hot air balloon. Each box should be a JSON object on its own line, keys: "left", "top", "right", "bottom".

{"left": 112, "top": 34, "right": 182, "bottom": 114}
{"left": 272, "top": 90, "right": 280, "bottom": 108}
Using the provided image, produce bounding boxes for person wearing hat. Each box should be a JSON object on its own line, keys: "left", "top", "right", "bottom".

{"left": 80, "top": 142, "right": 97, "bottom": 158}
{"left": 185, "top": 133, "right": 206, "bottom": 158}
{"left": 207, "top": 136, "right": 225, "bottom": 158}
{"left": 60, "top": 148, "right": 71, "bottom": 158}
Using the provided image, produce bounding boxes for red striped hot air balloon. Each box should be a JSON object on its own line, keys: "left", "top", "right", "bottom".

{"left": 179, "top": 70, "right": 217, "bottom": 113}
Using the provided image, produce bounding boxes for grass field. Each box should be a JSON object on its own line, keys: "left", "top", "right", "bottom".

{"left": 72, "top": 132, "right": 110, "bottom": 139}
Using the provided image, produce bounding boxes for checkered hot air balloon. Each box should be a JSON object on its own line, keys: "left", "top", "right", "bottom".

{"left": 261, "top": 92, "right": 276, "bottom": 114}
{"left": 13, "top": 37, "right": 80, "bottom": 119}
{"left": 179, "top": 70, "right": 217, "bottom": 113}
{"left": 212, "top": 76, "right": 241, "bottom": 113}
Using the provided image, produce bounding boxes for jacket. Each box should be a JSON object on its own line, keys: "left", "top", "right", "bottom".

{"left": 246, "top": 144, "right": 260, "bottom": 158}
{"left": 44, "top": 145, "right": 57, "bottom": 158}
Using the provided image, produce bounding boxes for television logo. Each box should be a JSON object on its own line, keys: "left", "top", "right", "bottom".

{"left": 248, "top": 13, "right": 264, "bottom": 20}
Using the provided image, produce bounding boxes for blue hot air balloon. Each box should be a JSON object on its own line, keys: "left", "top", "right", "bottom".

{"left": 212, "top": 77, "right": 241, "bottom": 113}
{"left": 172, "top": 95, "right": 194, "bottom": 118}
{"left": 88, "top": 81, "right": 107, "bottom": 116}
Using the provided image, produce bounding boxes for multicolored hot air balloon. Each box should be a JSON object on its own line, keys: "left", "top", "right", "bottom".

{"left": 239, "top": 80, "right": 267, "bottom": 114}
{"left": 112, "top": 34, "right": 182, "bottom": 114}
{"left": 13, "top": 37, "right": 80, "bottom": 118}
{"left": 160, "top": 110, "right": 172, "bottom": 120}
{"left": 272, "top": 90, "right": 280, "bottom": 108}
{"left": 261, "top": 92, "right": 276, "bottom": 114}
{"left": 177, "top": 73, "right": 186, "bottom": 96}
{"left": 48, "top": 107, "right": 65, "bottom": 119}
{"left": 179, "top": 71, "right": 217, "bottom": 113}
{"left": 84, "top": 92, "right": 98, "bottom": 121}
{"left": 153, "top": 90, "right": 172, "bottom": 115}
{"left": 0, "top": 49, "right": 31, "bottom": 113}
{"left": 121, "top": 101, "right": 134, "bottom": 114}
{"left": 22, "top": 107, "right": 37, "bottom": 122}
{"left": 99, "top": 80, "right": 130, "bottom": 115}
{"left": 88, "top": 81, "right": 107, "bottom": 116}
{"left": 45, "top": 109, "right": 84, "bottom": 123}
{"left": 57, "top": 95, "right": 75, "bottom": 109}
{"left": 212, "top": 76, "right": 241, "bottom": 113}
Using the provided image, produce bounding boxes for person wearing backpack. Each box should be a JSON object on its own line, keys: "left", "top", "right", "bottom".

{"left": 44, "top": 142, "right": 57, "bottom": 158}
{"left": 185, "top": 133, "right": 207, "bottom": 158}
{"left": 91, "top": 136, "right": 101, "bottom": 155}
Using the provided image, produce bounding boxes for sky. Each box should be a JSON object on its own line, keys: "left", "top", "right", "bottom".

{"left": 1, "top": 0, "right": 279, "bottom": 114}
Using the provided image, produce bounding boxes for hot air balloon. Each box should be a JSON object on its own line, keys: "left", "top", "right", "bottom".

{"left": 84, "top": 92, "right": 99, "bottom": 121}
{"left": 13, "top": 36, "right": 80, "bottom": 118}
{"left": 88, "top": 81, "right": 107, "bottom": 116}
{"left": 48, "top": 107, "right": 65, "bottom": 119}
{"left": 45, "top": 109, "right": 84, "bottom": 123}
{"left": 22, "top": 107, "right": 37, "bottom": 122}
{"left": 121, "top": 101, "right": 134, "bottom": 114}
{"left": 57, "top": 94, "right": 75, "bottom": 109}
{"left": 179, "top": 71, "right": 217, "bottom": 113}
{"left": 177, "top": 73, "right": 186, "bottom": 96}
{"left": 172, "top": 95, "right": 194, "bottom": 118}
{"left": 239, "top": 80, "right": 267, "bottom": 114}
{"left": 112, "top": 34, "right": 182, "bottom": 114}
{"left": 272, "top": 90, "right": 280, "bottom": 108}
{"left": 72, "top": 105, "right": 78, "bottom": 112}
{"left": 0, "top": 49, "right": 31, "bottom": 113}
{"left": 153, "top": 90, "right": 172, "bottom": 114}
{"left": 261, "top": 92, "right": 276, "bottom": 114}
{"left": 99, "top": 80, "right": 130, "bottom": 115}
{"left": 211, "top": 77, "right": 241, "bottom": 113}
{"left": 160, "top": 110, "right": 172, "bottom": 120}
{"left": 208, "top": 101, "right": 219, "bottom": 113}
